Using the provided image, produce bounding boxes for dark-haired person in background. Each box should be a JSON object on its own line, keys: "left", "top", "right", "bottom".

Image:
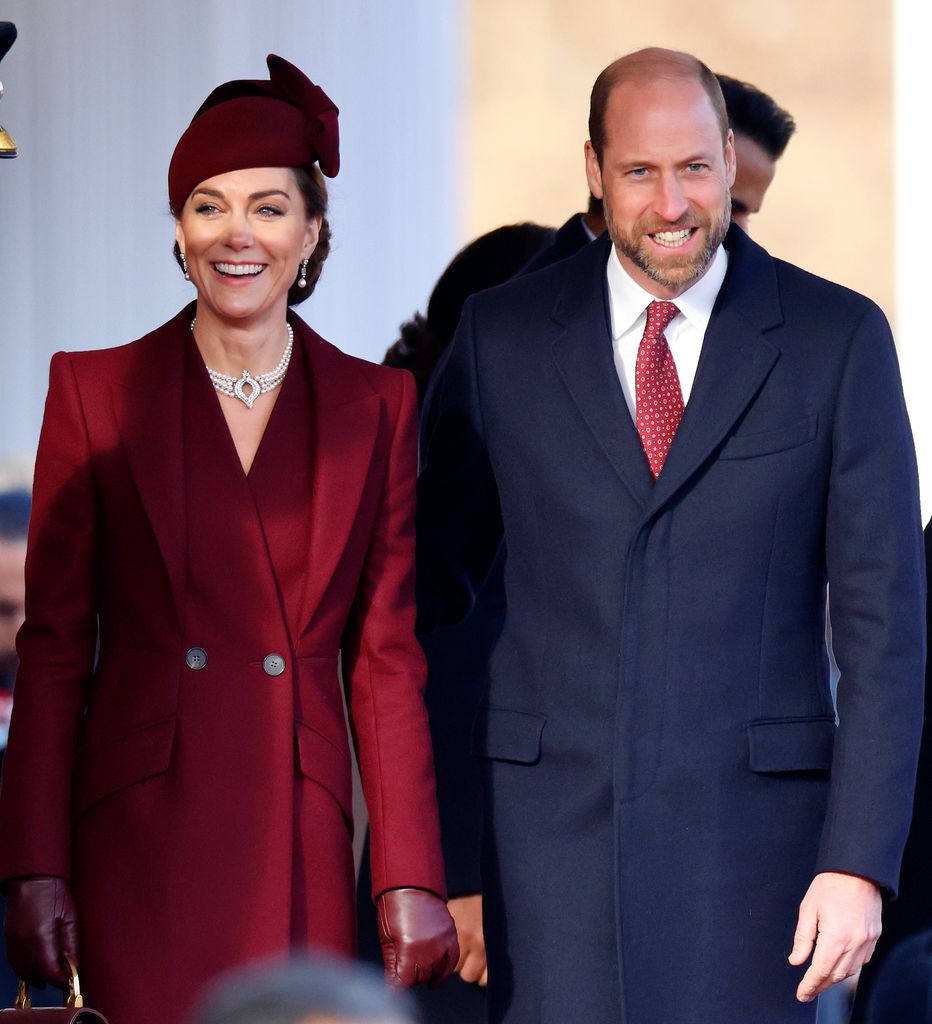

{"left": 0, "top": 56, "right": 456, "bottom": 1024}
{"left": 359, "top": 221, "right": 555, "bottom": 1024}
{"left": 717, "top": 73, "right": 795, "bottom": 232}
{"left": 383, "top": 223, "right": 556, "bottom": 402}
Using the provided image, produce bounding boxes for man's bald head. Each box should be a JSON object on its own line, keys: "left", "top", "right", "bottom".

{"left": 589, "top": 48, "right": 729, "bottom": 165}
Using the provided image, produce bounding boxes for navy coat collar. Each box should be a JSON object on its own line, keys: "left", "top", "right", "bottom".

{"left": 549, "top": 227, "right": 784, "bottom": 518}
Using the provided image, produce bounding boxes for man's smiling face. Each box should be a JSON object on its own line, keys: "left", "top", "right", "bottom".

{"left": 586, "top": 75, "right": 736, "bottom": 299}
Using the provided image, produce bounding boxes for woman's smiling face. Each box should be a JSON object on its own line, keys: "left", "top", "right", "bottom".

{"left": 175, "top": 166, "right": 320, "bottom": 326}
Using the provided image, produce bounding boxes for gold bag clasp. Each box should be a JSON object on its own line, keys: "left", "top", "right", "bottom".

{"left": 14, "top": 956, "right": 83, "bottom": 1010}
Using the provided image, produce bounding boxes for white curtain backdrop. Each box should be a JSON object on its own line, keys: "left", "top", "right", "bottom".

{"left": 0, "top": 0, "right": 465, "bottom": 462}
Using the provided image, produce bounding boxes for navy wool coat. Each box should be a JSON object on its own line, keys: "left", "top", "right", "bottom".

{"left": 416, "top": 228, "right": 926, "bottom": 1024}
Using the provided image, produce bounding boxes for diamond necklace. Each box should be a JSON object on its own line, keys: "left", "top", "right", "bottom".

{"left": 191, "top": 318, "right": 294, "bottom": 410}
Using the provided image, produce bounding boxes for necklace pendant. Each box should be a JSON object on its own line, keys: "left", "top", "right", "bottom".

{"left": 233, "top": 370, "right": 261, "bottom": 409}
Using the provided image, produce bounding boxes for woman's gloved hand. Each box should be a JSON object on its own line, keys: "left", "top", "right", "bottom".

{"left": 377, "top": 887, "right": 459, "bottom": 988}
{"left": 4, "top": 876, "right": 79, "bottom": 987}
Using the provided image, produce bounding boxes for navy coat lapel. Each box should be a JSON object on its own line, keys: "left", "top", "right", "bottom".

{"left": 550, "top": 237, "right": 654, "bottom": 507}
{"left": 645, "top": 228, "right": 784, "bottom": 517}
{"left": 111, "top": 307, "right": 190, "bottom": 626}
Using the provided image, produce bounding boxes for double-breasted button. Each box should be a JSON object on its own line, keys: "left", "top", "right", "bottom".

{"left": 185, "top": 647, "right": 208, "bottom": 670}
{"left": 263, "top": 653, "right": 286, "bottom": 676}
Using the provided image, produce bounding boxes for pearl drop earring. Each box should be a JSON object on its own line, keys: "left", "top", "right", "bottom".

{"left": 298, "top": 258, "right": 309, "bottom": 289}
{"left": 181, "top": 252, "right": 190, "bottom": 281}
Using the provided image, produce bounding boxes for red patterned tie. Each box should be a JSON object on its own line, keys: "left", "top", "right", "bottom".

{"left": 635, "top": 300, "right": 684, "bottom": 480}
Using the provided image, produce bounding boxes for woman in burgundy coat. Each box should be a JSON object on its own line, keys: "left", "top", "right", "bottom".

{"left": 0, "top": 56, "right": 456, "bottom": 1024}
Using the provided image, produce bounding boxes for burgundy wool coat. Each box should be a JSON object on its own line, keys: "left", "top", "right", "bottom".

{"left": 0, "top": 306, "right": 445, "bottom": 1024}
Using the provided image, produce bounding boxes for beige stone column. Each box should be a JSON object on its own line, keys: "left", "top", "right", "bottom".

{"left": 468, "top": 1, "right": 893, "bottom": 316}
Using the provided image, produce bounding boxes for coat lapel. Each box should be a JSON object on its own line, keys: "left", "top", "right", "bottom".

{"left": 111, "top": 307, "right": 190, "bottom": 625}
{"left": 296, "top": 320, "right": 381, "bottom": 633}
{"left": 644, "top": 228, "right": 784, "bottom": 518}
{"left": 550, "top": 237, "right": 654, "bottom": 507}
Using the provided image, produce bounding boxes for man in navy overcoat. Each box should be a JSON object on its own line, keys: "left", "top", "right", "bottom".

{"left": 417, "top": 48, "right": 926, "bottom": 1024}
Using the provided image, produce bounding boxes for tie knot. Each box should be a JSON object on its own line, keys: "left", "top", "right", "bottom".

{"left": 645, "top": 300, "right": 679, "bottom": 336}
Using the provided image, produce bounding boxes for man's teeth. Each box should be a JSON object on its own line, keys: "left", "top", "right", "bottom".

{"left": 214, "top": 263, "right": 265, "bottom": 276}
{"left": 652, "top": 229, "right": 692, "bottom": 247}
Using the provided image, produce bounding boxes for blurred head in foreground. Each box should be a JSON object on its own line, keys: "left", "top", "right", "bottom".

{"left": 190, "top": 956, "right": 417, "bottom": 1024}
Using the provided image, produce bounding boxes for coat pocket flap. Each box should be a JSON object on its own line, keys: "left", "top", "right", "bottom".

{"left": 472, "top": 706, "right": 546, "bottom": 764}
{"left": 720, "top": 415, "right": 818, "bottom": 460}
{"left": 74, "top": 717, "right": 176, "bottom": 818}
{"left": 747, "top": 716, "right": 835, "bottom": 772}
{"left": 295, "top": 719, "right": 353, "bottom": 819}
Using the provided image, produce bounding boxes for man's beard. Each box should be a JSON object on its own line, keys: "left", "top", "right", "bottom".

{"left": 608, "top": 196, "right": 731, "bottom": 292}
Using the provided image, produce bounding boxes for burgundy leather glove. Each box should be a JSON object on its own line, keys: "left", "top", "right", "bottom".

{"left": 4, "top": 876, "right": 79, "bottom": 987}
{"left": 377, "top": 887, "right": 459, "bottom": 988}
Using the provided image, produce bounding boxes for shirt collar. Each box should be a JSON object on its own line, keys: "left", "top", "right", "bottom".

{"left": 606, "top": 242, "right": 728, "bottom": 340}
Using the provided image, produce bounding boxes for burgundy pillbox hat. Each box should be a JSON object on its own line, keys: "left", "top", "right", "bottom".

{"left": 168, "top": 54, "right": 339, "bottom": 212}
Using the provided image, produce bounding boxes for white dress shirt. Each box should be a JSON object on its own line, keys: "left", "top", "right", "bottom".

{"left": 605, "top": 244, "right": 728, "bottom": 421}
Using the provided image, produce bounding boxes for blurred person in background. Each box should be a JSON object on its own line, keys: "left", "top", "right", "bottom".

{"left": 0, "top": 19, "right": 25, "bottom": 1009}
{"left": 0, "top": 55, "right": 456, "bottom": 1024}
{"left": 0, "top": 489, "right": 29, "bottom": 756}
{"left": 189, "top": 955, "right": 417, "bottom": 1024}
{"left": 716, "top": 73, "right": 796, "bottom": 232}
{"left": 382, "top": 223, "right": 556, "bottom": 401}
{"left": 359, "top": 221, "right": 555, "bottom": 1024}
{"left": 0, "top": 489, "right": 29, "bottom": 1009}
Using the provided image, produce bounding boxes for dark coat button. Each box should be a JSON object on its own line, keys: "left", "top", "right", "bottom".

{"left": 185, "top": 647, "right": 208, "bottom": 670}
{"left": 263, "top": 653, "right": 286, "bottom": 676}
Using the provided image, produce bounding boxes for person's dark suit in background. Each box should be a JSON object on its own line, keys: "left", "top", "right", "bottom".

{"left": 417, "top": 47, "right": 925, "bottom": 1023}
{"left": 850, "top": 520, "right": 932, "bottom": 1022}
{"left": 521, "top": 195, "right": 606, "bottom": 273}
{"left": 0, "top": 489, "right": 31, "bottom": 1007}
{"left": 357, "top": 222, "right": 555, "bottom": 1024}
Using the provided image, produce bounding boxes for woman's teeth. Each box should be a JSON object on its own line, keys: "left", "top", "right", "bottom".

{"left": 214, "top": 263, "right": 265, "bottom": 276}
{"left": 651, "top": 229, "right": 692, "bottom": 248}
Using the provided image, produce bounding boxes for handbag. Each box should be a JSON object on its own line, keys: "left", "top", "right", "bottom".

{"left": 0, "top": 958, "right": 108, "bottom": 1023}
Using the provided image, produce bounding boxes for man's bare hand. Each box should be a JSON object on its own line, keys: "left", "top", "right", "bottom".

{"left": 448, "top": 893, "right": 487, "bottom": 986}
{"left": 788, "top": 871, "right": 881, "bottom": 1002}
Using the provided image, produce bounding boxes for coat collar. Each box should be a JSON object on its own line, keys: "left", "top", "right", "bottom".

{"left": 112, "top": 305, "right": 380, "bottom": 631}
{"left": 549, "top": 227, "right": 784, "bottom": 517}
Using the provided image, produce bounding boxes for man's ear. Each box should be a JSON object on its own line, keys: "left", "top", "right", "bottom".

{"left": 584, "top": 140, "right": 604, "bottom": 200}
{"left": 723, "top": 128, "right": 737, "bottom": 189}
